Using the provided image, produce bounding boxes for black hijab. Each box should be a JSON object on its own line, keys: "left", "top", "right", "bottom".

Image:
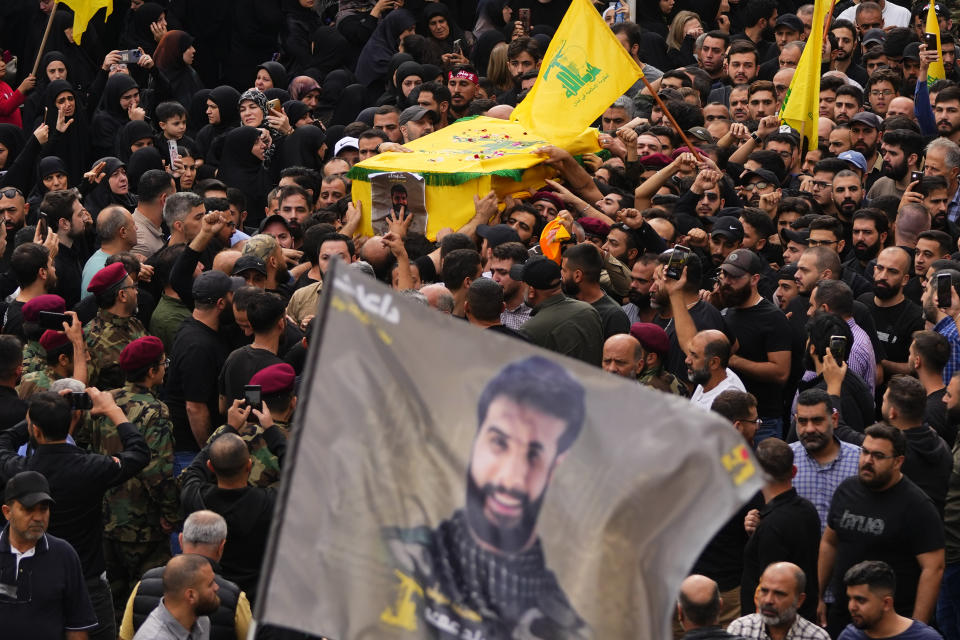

{"left": 83, "top": 157, "right": 138, "bottom": 218}
{"left": 308, "top": 26, "right": 350, "bottom": 80}
{"left": 422, "top": 3, "right": 465, "bottom": 57}
{"left": 41, "top": 80, "right": 90, "bottom": 185}
{"left": 283, "top": 100, "right": 311, "bottom": 127}
{"left": 114, "top": 120, "right": 156, "bottom": 162}
{"left": 187, "top": 88, "right": 212, "bottom": 138}
{"left": 379, "top": 60, "right": 423, "bottom": 106}
{"left": 196, "top": 85, "right": 241, "bottom": 162}
{"left": 355, "top": 9, "right": 417, "bottom": 87}
{"left": 257, "top": 62, "right": 289, "bottom": 91}
{"left": 472, "top": 29, "right": 505, "bottom": 75}
{"left": 218, "top": 126, "right": 272, "bottom": 220}
{"left": 278, "top": 125, "right": 326, "bottom": 171}
{"left": 0, "top": 125, "right": 26, "bottom": 172}
{"left": 91, "top": 74, "right": 140, "bottom": 153}
{"left": 47, "top": 10, "right": 97, "bottom": 89}
{"left": 27, "top": 156, "right": 70, "bottom": 211}
{"left": 126, "top": 146, "right": 165, "bottom": 192}
{"left": 154, "top": 30, "right": 204, "bottom": 109}
{"left": 123, "top": 2, "right": 166, "bottom": 54}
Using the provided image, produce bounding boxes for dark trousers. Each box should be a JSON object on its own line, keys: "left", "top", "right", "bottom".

{"left": 938, "top": 562, "right": 960, "bottom": 640}
{"left": 86, "top": 573, "right": 116, "bottom": 640}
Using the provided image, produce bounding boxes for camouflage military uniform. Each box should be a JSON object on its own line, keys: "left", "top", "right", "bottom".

{"left": 84, "top": 310, "right": 147, "bottom": 390}
{"left": 21, "top": 340, "right": 46, "bottom": 375}
{"left": 16, "top": 365, "right": 62, "bottom": 399}
{"left": 638, "top": 365, "right": 688, "bottom": 397}
{"left": 88, "top": 382, "right": 180, "bottom": 620}
{"left": 209, "top": 419, "right": 290, "bottom": 488}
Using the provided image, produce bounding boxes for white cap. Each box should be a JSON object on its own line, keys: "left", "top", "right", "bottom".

{"left": 334, "top": 136, "right": 359, "bottom": 157}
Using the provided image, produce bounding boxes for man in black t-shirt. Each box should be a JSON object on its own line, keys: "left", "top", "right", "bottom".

{"left": 859, "top": 247, "right": 925, "bottom": 381}
{"left": 818, "top": 424, "right": 945, "bottom": 637}
{"left": 219, "top": 290, "right": 286, "bottom": 411}
{"left": 167, "top": 271, "right": 240, "bottom": 465}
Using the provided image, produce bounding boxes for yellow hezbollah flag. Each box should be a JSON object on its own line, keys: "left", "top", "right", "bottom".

{"left": 59, "top": 0, "right": 113, "bottom": 45}
{"left": 347, "top": 116, "right": 599, "bottom": 239}
{"left": 779, "top": 0, "right": 830, "bottom": 151}
{"left": 511, "top": 0, "right": 642, "bottom": 146}
{"left": 927, "top": 2, "right": 946, "bottom": 88}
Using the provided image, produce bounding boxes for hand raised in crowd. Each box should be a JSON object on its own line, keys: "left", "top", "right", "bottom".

{"left": 56, "top": 104, "right": 73, "bottom": 133}
{"left": 757, "top": 115, "right": 780, "bottom": 138}
{"left": 757, "top": 189, "right": 781, "bottom": 215}
{"left": 226, "top": 398, "right": 252, "bottom": 430}
{"left": 87, "top": 387, "right": 123, "bottom": 418}
{"left": 728, "top": 122, "right": 750, "bottom": 143}
{"left": 17, "top": 74, "right": 36, "bottom": 94}
{"left": 691, "top": 168, "right": 722, "bottom": 194}
{"left": 62, "top": 311, "right": 83, "bottom": 344}
{"left": 473, "top": 189, "right": 499, "bottom": 223}
{"left": 618, "top": 207, "right": 645, "bottom": 229}
{"left": 899, "top": 182, "right": 924, "bottom": 209}
{"left": 137, "top": 49, "right": 154, "bottom": 69}
{"left": 821, "top": 348, "right": 847, "bottom": 397}
{"left": 616, "top": 126, "right": 639, "bottom": 161}
{"left": 382, "top": 231, "right": 408, "bottom": 258}
{"left": 686, "top": 227, "right": 708, "bottom": 248}
{"left": 598, "top": 134, "right": 627, "bottom": 160}
{"left": 582, "top": 152, "right": 604, "bottom": 171}
{"left": 84, "top": 160, "right": 107, "bottom": 184}
{"left": 535, "top": 145, "right": 573, "bottom": 167}
{"left": 33, "top": 122, "right": 49, "bottom": 145}
{"left": 543, "top": 178, "right": 576, "bottom": 204}
{"left": 128, "top": 103, "right": 146, "bottom": 121}
{"left": 250, "top": 401, "right": 274, "bottom": 429}
{"left": 200, "top": 211, "right": 227, "bottom": 236}
{"left": 798, "top": 175, "right": 815, "bottom": 194}
{"left": 150, "top": 19, "right": 167, "bottom": 42}
{"left": 370, "top": 0, "right": 399, "bottom": 18}
{"left": 386, "top": 208, "right": 413, "bottom": 239}
{"left": 511, "top": 20, "right": 526, "bottom": 41}
{"left": 267, "top": 107, "right": 293, "bottom": 135}
{"left": 441, "top": 52, "right": 469, "bottom": 67}
{"left": 717, "top": 13, "right": 730, "bottom": 32}
{"left": 673, "top": 151, "right": 698, "bottom": 176}
{"left": 281, "top": 248, "right": 303, "bottom": 267}
{"left": 918, "top": 43, "right": 939, "bottom": 73}
{"left": 343, "top": 200, "right": 362, "bottom": 227}
{"left": 102, "top": 50, "right": 122, "bottom": 70}
{"left": 138, "top": 263, "right": 154, "bottom": 283}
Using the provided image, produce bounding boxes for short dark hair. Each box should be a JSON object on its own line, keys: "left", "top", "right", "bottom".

{"left": 0, "top": 335, "right": 23, "bottom": 380}
{"left": 562, "top": 243, "right": 603, "bottom": 284}
{"left": 466, "top": 277, "right": 503, "bottom": 322}
{"left": 881, "top": 129, "right": 924, "bottom": 162}
{"left": 935, "top": 85, "right": 960, "bottom": 105}
{"left": 702, "top": 30, "right": 730, "bottom": 48}
{"left": 156, "top": 100, "right": 187, "bottom": 122}
{"left": 863, "top": 422, "right": 907, "bottom": 457}
{"left": 741, "top": 208, "right": 775, "bottom": 238}
{"left": 911, "top": 330, "right": 950, "bottom": 373}
{"left": 755, "top": 438, "right": 794, "bottom": 483}
{"left": 852, "top": 208, "right": 889, "bottom": 234}
{"left": 836, "top": 84, "right": 864, "bottom": 106}
{"left": 820, "top": 75, "right": 845, "bottom": 94}
{"left": 728, "top": 39, "right": 759, "bottom": 64}
{"left": 507, "top": 36, "right": 542, "bottom": 62}
{"left": 657, "top": 248, "right": 703, "bottom": 294}
{"left": 919, "top": 175, "right": 949, "bottom": 198}
{"left": 440, "top": 232, "right": 476, "bottom": 262}
{"left": 138, "top": 170, "right": 175, "bottom": 203}
{"left": 27, "top": 391, "right": 71, "bottom": 440}
{"left": 806, "top": 312, "right": 853, "bottom": 363}
{"left": 917, "top": 230, "right": 953, "bottom": 256}
{"left": 226, "top": 187, "right": 247, "bottom": 213}
{"left": 813, "top": 279, "right": 853, "bottom": 316}
{"left": 843, "top": 560, "right": 897, "bottom": 595}
{"left": 884, "top": 374, "right": 927, "bottom": 423}
{"left": 491, "top": 241, "right": 529, "bottom": 264}
{"left": 11, "top": 243, "right": 50, "bottom": 288}
{"left": 39, "top": 189, "right": 79, "bottom": 231}
{"left": 808, "top": 215, "right": 844, "bottom": 241}
{"left": 358, "top": 128, "right": 389, "bottom": 144}
{"left": 476, "top": 356, "right": 585, "bottom": 455}
{"left": 710, "top": 390, "right": 758, "bottom": 423}
{"left": 278, "top": 184, "right": 310, "bottom": 207}
{"left": 410, "top": 81, "right": 452, "bottom": 106}
{"left": 245, "top": 291, "right": 287, "bottom": 333}
{"left": 319, "top": 232, "right": 355, "bottom": 258}
{"left": 742, "top": 0, "right": 777, "bottom": 27}
{"left": 797, "top": 387, "right": 834, "bottom": 413}
{"left": 442, "top": 248, "right": 482, "bottom": 292}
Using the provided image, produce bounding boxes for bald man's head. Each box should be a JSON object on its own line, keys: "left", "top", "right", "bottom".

{"left": 163, "top": 554, "right": 212, "bottom": 596}
{"left": 208, "top": 433, "right": 250, "bottom": 479}
{"left": 677, "top": 574, "right": 721, "bottom": 629}
{"left": 896, "top": 204, "right": 931, "bottom": 247}
{"left": 602, "top": 334, "right": 643, "bottom": 378}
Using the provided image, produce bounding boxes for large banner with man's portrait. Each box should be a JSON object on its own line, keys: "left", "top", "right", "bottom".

{"left": 254, "top": 263, "right": 763, "bottom": 640}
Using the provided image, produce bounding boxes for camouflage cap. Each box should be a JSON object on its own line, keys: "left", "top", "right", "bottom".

{"left": 243, "top": 234, "right": 280, "bottom": 261}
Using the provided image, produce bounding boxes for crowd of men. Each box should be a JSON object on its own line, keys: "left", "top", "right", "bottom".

{"left": 4, "top": 0, "right": 960, "bottom": 637}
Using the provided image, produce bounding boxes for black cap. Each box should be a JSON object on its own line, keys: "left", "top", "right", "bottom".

{"left": 721, "top": 250, "right": 765, "bottom": 276}
{"left": 740, "top": 168, "right": 781, "bottom": 189}
{"left": 782, "top": 228, "right": 810, "bottom": 244}
{"left": 4, "top": 470, "right": 54, "bottom": 507}
{"left": 521, "top": 257, "right": 562, "bottom": 289}
{"left": 775, "top": 13, "right": 803, "bottom": 32}
{"left": 232, "top": 255, "right": 268, "bottom": 277}
{"left": 710, "top": 216, "right": 744, "bottom": 241}
{"left": 477, "top": 224, "right": 521, "bottom": 248}
{"left": 399, "top": 105, "right": 438, "bottom": 126}
{"left": 258, "top": 214, "right": 293, "bottom": 235}
{"left": 903, "top": 42, "right": 921, "bottom": 61}
{"left": 778, "top": 263, "right": 798, "bottom": 281}
{"left": 192, "top": 270, "right": 244, "bottom": 303}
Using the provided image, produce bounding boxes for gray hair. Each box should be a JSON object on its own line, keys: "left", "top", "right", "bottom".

{"left": 927, "top": 137, "right": 960, "bottom": 170}
{"left": 400, "top": 289, "right": 429, "bottom": 305}
{"left": 784, "top": 41, "right": 804, "bottom": 54}
{"left": 182, "top": 510, "right": 228, "bottom": 546}
{"left": 50, "top": 378, "right": 85, "bottom": 393}
{"left": 162, "top": 191, "right": 203, "bottom": 228}
{"left": 349, "top": 260, "right": 376, "bottom": 277}
{"left": 610, "top": 96, "right": 635, "bottom": 118}
{"left": 96, "top": 206, "right": 130, "bottom": 242}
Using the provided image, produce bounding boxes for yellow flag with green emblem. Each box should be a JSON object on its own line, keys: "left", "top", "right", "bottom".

{"left": 927, "top": 2, "right": 946, "bottom": 88}
{"left": 511, "top": 0, "right": 642, "bottom": 146}
{"left": 59, "top": 0, "right": 113, "bottom": 45}
{"left": 778, "top": 0, "right": 830, "bottom": 151}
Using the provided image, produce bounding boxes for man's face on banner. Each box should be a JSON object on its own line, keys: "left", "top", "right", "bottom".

{"left": 466, "top": 395, "right": 566, "bottom": 555}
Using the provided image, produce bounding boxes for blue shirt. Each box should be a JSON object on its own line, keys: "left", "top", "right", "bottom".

{"left": 839, "top": 620, "right": 942, "bottom": 639}
{"left": 935, "top": 315, "right": 960, "bottom": 385}
{"left": 789, "top": 438, "right": 861, "bottom": 534}
{"left": 79, "top": 249, "right": 109, "bottom": 298}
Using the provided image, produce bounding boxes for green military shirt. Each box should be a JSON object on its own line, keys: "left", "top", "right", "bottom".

{"left": 84, "top": 310, "right": 147, "bottom": 390}
{"left": 88, "top": 382, "right": 180, "bottom": 542}
{"left": 520, "top": 293, "right": 604, "bottom": 366}
{"left": 16, "top": 366, "right": 61, "bottom": 399}
{"left": 149, "top": 295, "right": 192, "bottom": 354}
{"left": 22, "top": 340, "right": 46, "bottom": 375}
{"left": 638, "top": 365, "right": 687, "bottom": 397}
{"left": 209, "top": 419, "right": 290, "bottom": 488}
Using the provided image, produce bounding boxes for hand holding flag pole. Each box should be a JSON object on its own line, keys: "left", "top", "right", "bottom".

{"left": 638, "top": 75, "right": 702, "bottom": 162}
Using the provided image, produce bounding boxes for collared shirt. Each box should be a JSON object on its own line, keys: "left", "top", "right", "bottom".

{"left": 935, "top": 315, "right": 960, "bottom": 385}
{"left": 728, "top": 613, "right": 830, "bottom": 639}
{"left": 500, "top": 301, "right": 532, "bottom": 331}
{"left": 133, "top": 598, "right": 210, "bottom": 640}
{"left": 948, "top": 184, "right": 960, "bottom": 224}
{"left": 846, "top": 318, "right": 876, "bottom": 396}
{"left": 132, "top": 210, "right": 165, "bottom": 259}
{"left": 789, "top": 438, "right": 860, "bottom": 534}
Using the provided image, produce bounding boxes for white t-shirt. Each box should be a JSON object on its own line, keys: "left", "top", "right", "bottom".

{"left": 690, "top": 369, "right": 747, "bottom": 410}
{"left": 837, "top": 0, "right": 911, "bottom": 28}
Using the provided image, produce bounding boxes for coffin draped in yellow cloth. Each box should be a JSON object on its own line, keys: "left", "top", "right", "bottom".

{"left": 347, "top": 116, "right": 601, "bottom": 240}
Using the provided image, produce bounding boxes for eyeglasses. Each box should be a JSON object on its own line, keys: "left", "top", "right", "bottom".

{"left": 700, "top": 192, "right": 720, "bottom": 201}
{"left": 870, "top": 89, "right": 895, "bottom": 97}
{"left": 742, "top": 182, "right": 772, "bottom": 192}
{"left": 158, "top": 358, "right": 171, "bottom": 367}
{"left": 0, "top": 187, "right": 23, "bottom": 199}
{"left": 811, "top": 180, "right": 832, "bottom": 190}
{"left": 737, "top": 417, "right": 763, "bottom": 425}
{"left": 807, "top": 238, "right": 838, "bottom": 247}
{"left": 860, "top": 447, "right": 896, "bottom": 461}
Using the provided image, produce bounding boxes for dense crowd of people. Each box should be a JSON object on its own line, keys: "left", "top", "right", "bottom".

{"left": 4, "top": 0, "right": 960, "bottom": 637}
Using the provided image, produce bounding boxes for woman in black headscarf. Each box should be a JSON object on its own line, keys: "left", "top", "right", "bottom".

{"left": 281, "top": 0, "right": 322, "bottom": 78}
{"left": 0, "top": 125, "right": 26, "bottom": 175}
{"left": 377, "top": 61, "right": 423, "bottom": 107}
{"left": 187, "top": 88, "right": 212, "bottom": 138}
{"left": 126, "top": 146, "right": 165, "bottom": 192}
{"left": 23, "top": 52, "right": 71, "bottom": 129}
{"left": 283, "top": 100, "right": 314, "bottom": 128}
{"left": 218, "top": 127, "right": 273, "bottom": 226}
{"left": 355, "top": 10, "right": 417, "bottom": 89}
{"left": 90, "top": 74, "right": 142, "bottom": 160}
{"left": 47, "top": 10, "right": 97, "bottom": 90}
{"left": 41, "top": 80, "right": 91, "bottom": 186}
{"left": 237, "top": 89, "right": 290, "bottom": 169}
{"left": 304, "top": 26, "right": 350, "bottom": 81}
{"left": 82, "top": 157, "right": 138, "bottom": 219}
{"left": 26, "top": 156, "right": 71, "bottom": 213}
{"left": 152, "top": 29, "right": 204, "bottom": 109}
{"left": 637, "top": 0, "right": 676, "bottom": 38}
{"left": 331, "top": 83, "right": 368, "bottom": 127}
{"left": 196, "top": 85, "right": 240, "bottom": 162}
{"left": 114, "top": 120, "right": 156, "bottom": 162}
{"left": 422, "top": 4, "right": 472, "bottom": 62}
{"left": 314, "top": 69, "right": 353, "bottom": 126}
{"left": 278, "top": 125, "right": 326, "bottom": 172}
{"left": 121, "top": 2, "right": 167, "bottom": 55}
{"left": 255, "top": 62, "right": 289, "bottom": 93}
{"left": 473, "top": 0, "right": 511, "bottom": 35}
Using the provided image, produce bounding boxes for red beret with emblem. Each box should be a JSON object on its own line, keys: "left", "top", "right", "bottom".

{"left": 118, "top": 336, "right": 165, "bottom": 372}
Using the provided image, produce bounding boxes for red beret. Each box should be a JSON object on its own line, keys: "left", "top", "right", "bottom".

{"left": 118, "top": 336, "right": 164, "bottom": 372}
{"left": 22, "top": 295, "right": 66, "bottom": 321}
{"left": 39, "top": 330, "right": 70, "bottom": 351}
{"left": 531, "top": 190, "right": 564, "bottom": 212}
{"left": 630, "top": 322, "right": 670, "bottom": 358}
{"left": 579, "top": 217, "right": 610, "bottom": 239}
{"left": 87, "top": 262, "right": 128, "bottom": 295}
{"left": 249, "top": 363, "right": 296, "bottom": 396}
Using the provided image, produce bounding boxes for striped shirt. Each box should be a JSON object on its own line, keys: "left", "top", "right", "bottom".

{"left": 935, "top": 316, "right": 960, "bottom": 385}
{"left": 789, "top": 438, "right": 861, "bottom": 534}
{"left": 846, "top": 318, "right": 876, "bottom": 396}
{"left": 728, "top": 613, "right": 830, "bottom": 639}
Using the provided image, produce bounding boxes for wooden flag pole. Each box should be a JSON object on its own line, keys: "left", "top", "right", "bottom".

{"left": 32, "top": 0, "right": 60, "bottom": 77}
{"left": 639, "top": 73, "right": 702, "bottom": 161}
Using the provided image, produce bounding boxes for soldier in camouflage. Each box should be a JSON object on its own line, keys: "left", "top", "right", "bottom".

{"left": 83, "top": 262, "right": 147, "bottom": 391}
{"left": 207, "top": 363, "right": 296, "bottom": 488}
{"left": 87, "top": 336, "right": 181, "bottom": 622}
{"left": 20, "top": 294, "right": 68, "bottom": 375}
{"left": 632, "top": 322, "right": 688, "bottom": 397}
{"left": 17, "top": 313, "right": 89, "bottom": 399}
